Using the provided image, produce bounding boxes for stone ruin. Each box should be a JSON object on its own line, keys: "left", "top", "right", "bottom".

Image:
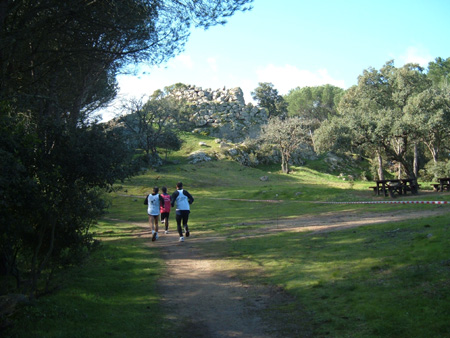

{"left": 170, "top": 85, "right": 268, "bottom": 142}
{"left": 168, "top": 85, "right": 316, "bottom": 166}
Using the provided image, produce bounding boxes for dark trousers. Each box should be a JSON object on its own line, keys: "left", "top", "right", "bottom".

{"left": 176, "top": 210, "right": 190, "bottom": 236}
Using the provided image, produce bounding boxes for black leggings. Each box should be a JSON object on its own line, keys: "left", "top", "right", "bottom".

{"left": 176, "top": 210, "right": 190, "bottom": 236}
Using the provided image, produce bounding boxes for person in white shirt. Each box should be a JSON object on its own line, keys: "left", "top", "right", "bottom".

{"left": 144, "top": 187, "right": 165, "bottom": 241}
{"left": 170, "top": 182, "right": 194, "bottom": 242}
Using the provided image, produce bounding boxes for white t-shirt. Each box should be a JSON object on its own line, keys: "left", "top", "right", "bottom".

{"left": 175, "top": 189, "right": 190, "bottom": 211}
{"left": 147, "top": 194, "right": 160, "bottom": 216}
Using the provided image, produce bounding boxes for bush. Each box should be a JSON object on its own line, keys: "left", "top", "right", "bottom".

{"left": 425, "top": 160, "right": 450, "bottom": 180}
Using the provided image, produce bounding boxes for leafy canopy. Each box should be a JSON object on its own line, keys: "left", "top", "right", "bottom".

{"left": 285, "top": 84, "right": 344, "bottom": 121}
{"left": 251, "top": 82, "right": 287, "bottom": 118}
{"left": 0, "top": 0, "right": 253, "bottom": 296}
{"left": 260, "top": 117, "right": 313, "bottom": 174}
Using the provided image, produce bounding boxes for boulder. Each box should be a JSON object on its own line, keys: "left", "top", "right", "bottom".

{"left": 188, "top": 151, "right": 212, "bottom": 164}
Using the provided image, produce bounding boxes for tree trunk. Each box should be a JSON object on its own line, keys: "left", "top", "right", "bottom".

{"left": 30, "top": 224, "right": 46, "bottom": 298}
{"left": 413, "top": 143, "right": 419, "bottom": 178}
{"left": 377, "top": 151, "right": 384, "bottom": 180}
{"left": 281, "top": 151, "right": 290, "bottom": 174}
{"left": 281, "top": 160, "right": 290, "bottom": 174}
{"left": 388, "top": 140, "right": 416, "bottom": 179}
{"left": 309, "top": 129, "right": 316, "bottom": 151}
{"left": 425, "top": 142, "right": 438, "bottom": 163}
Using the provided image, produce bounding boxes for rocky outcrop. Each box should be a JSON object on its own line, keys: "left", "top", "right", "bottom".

{"left": 188, "top": 150, "right": 213, "bottom": 164}
{"left": 170, "top": 85, "right": 268, "bottom": 142}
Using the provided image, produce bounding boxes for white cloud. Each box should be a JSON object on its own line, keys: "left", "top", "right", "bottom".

{"left": 116, "top": 75, "right": 158, "bottom": 98}
{"left": 397, "top": 46, "right": 433, "bottom": 67}
{"left": 101, "top": 62, "right": 348, "bottom": 121}
{"left": 99, "top": 72, "right": 179, "bottom": 121}
{"left": 255, "top": 64, "right": 346, "bottom": 95}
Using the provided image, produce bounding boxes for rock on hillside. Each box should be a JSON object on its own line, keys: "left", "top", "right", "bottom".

{"left": 171, "top": 85, "right": 268, "bottom": 142}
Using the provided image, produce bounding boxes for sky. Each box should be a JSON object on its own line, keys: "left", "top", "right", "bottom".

{"left": 101, "top": 0, "right": 450, "bottom": 120}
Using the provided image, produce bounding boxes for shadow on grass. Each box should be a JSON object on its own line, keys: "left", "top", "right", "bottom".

{"left": 7, "top": 223, "right": 168, "bottom": 338}
{"left": 198, "top": 214, "right": 450, "bottom": 337}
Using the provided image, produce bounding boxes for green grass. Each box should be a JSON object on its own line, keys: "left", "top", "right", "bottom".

{"left": 201, "top": 215, "right": 450, "bottom": 337}
{"left": 5, "top": 132, "right": 450, "bottom": 337}
{"left": 105, "top": 133, "right": 450, "bottom": 337}
{"left": 7, "top": 219, "right": 167, "bottom": 338}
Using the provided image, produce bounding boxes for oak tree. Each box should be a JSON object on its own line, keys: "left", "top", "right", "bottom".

{"left": 314, "top": 61, "right": 431, "bottom": 180}
{"left": 285, "top": 84, "right": 344, "bottom": 121}
{"left": 251, "top": 82, "right": 287, "bottom": 118}
{"left": 260, "top": 117, "right": 313, "bottom": 174}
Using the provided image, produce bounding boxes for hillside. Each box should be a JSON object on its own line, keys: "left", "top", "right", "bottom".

{"left": 5, "top": 132, "right": 450, "bottom": 338}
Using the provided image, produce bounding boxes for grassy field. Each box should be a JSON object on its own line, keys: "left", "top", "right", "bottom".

{"left": 6, "top": 219, "right": 168, "bottom": 338}
{"left": 202, "top": 215, "right": 450, "bottom": 337}
{"left": 5, "top": 133, "right": 450, "bottom": 337}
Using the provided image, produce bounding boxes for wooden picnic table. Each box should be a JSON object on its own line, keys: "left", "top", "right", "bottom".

{"left": 372, "top": 179, "right": 419, "bottom": 197}
{"left": 431, "top": 177, "right": 450, "bottom": 192}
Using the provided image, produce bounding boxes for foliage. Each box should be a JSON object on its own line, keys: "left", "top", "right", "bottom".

{"left": 314, "top": 61, "right": 437, "bottom": 180}
{"left": 260, "top": 117, "right": 314, "bottom": 174}
{"left": 0, "top": 0, "right": 253, "bottom": 296}
{"left": 251, "top": 82, "right": 288, "bottom": 118}
{"left": 285, "top": 84, "right": 344, "bottom": 121}
{"left": 119, "top": 96, "right": 183, "bottom": 165}
{"left": 0, "top": 117, "right": 136, "bottom": 296}
{"left": 424, "top": 160, "right": 450, "bottom": 180}
{"left": 404, "top": 87, "right": 450, "bottom": 163}
{"left": 428, "top": 56, "right": 450, "bottom": 88}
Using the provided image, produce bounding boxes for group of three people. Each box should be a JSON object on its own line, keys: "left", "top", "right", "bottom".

{"left": 144, "top": 182, "right": 194, "bottom": 242}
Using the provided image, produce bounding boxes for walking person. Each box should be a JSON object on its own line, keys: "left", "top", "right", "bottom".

{"left": 160, "top": 186, "right": 171, "bottom": 234}
{"left": 171, "top": 182, "right": 194, "bottom": 242}
{"left": 144, "top": 187, "right": 165, "bottom": 241}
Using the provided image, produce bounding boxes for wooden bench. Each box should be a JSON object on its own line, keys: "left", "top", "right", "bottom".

{"left": 388, "top": 183, "right": 403, "bottom": 197}
{"left": 369, "top": 186, "right": 378, "bottom": 194}
{"left": 434, "top": 178, "right": 450, "bottom": 192}
{"left": 374, "top": 179, "right": 418, "bottom": 197}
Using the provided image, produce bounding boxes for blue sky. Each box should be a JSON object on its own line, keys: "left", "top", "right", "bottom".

{"left": 102, "top": 0, "right": 450, "bottom": 120}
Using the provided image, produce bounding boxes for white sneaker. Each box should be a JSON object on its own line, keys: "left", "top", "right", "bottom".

{"left": 179, "top": 236, "right": 184, "bottom": 242}
{"left": 165, "top": 230, "right": 169, "bottom": 234}
{"left": 155, "top": 233, "right": 159, "bottom": 240}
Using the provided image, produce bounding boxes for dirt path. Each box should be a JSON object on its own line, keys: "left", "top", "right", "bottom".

{"left": 142, "top": 207, "right": 449, "bottom": 337}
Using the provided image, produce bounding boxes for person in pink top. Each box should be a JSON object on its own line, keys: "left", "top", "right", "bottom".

{"left": 160, "top": 186, "right": 171, "bottom": 234}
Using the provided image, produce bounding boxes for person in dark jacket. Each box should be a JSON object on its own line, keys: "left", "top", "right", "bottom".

{"left": 171, "top": 182, "right": 194, "bottom": 242}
